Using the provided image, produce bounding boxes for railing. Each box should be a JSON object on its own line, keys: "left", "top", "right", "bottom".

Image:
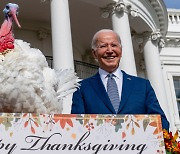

{"left": 45, "top": 56, "right": 53, "bottom": 68}
{"left": 168, "top": 9, "right": 180, "bottom": 24}
{"left": 74, "top": 60, "right": 98, "bottom": 79}
{"left": 45, "top": 56, "right": 98, "bottom": 79}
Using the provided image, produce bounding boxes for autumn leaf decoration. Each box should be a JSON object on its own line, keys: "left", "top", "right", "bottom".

{"left": 0, "top": 113, "right": 14, "bottom": 131}
{"left": 143, "top": 115, "right": 162, "bottom": 135}
{"left": 139, "top": 115, "right": 162, "bottom": 135}
{"left": 42, "top": 114, "right": 55, "bottom": 132}
{"left": 75, "top": 115, "right": 97, "bottom": 131}
{"left": 125, "top": 115, "right": 140, "bottom": 135}
{"left": 101, "top": 115, "right": 125, "bottom": 132}
{"left": 163, "top": 129, "right": 180, "bottom": 154}
{"left": 83, "top": 115, "right": 91, "bottom": 127}
{"left": 53, "top": 114, "right": 76, "bottom": 129}
{"left": 149, "top": 121, "right": 162, "bottom": 135}
{"left": 23, "top": 113, "right": 41, "bottom": 134}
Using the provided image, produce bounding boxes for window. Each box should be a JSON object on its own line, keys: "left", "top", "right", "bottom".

{"left": 173, "top": 76, "right": 180, "bottom": 116}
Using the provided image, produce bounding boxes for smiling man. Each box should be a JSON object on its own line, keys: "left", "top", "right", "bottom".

{"left": 71, "top": 29, "right": 169, "bottom": 130}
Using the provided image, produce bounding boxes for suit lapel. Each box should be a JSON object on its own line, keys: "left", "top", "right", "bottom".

{"left": 90, "top": 73, "right": 116, "bottom": 113}
{"left": 118, "top": 71, "right": 134, "bottom": 113}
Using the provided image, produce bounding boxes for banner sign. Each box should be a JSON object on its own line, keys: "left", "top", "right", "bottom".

{"left": 0, "top": 113, "right": 165, "bottom": 154}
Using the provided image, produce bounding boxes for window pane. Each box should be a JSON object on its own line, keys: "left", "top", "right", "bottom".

{"left": 173, "top": 76, "right": 180, "bottom": 116}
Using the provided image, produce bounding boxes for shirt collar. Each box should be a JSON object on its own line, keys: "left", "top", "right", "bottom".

{"left": 99, "top": 67, "right": 122, "bottom": 79}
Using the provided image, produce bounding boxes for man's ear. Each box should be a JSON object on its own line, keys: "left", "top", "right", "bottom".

{"left": 92, "top": 49, "right": 97, "bottom": 59}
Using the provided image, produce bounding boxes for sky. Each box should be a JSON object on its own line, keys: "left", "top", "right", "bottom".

{"left": 164, "top": 0, "right": 180, "bottom": 9}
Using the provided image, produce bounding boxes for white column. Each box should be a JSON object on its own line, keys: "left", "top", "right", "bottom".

{"left": 50, "top": 0, "right": 74, "bottom": 114}
{"left": 143, "top": 35, "right": 170, "bottom": 120}
{"left": 50, "top": 0, "right": 74, "bottom": 70}
{"left": 112, "top": 3, "right": 137, "bottom": 76}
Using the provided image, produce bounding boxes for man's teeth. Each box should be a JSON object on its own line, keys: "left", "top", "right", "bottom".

{"left": 106, "top": 57, "right": 115, "bottom": 59}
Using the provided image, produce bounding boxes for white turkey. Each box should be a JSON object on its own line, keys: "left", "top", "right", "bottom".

{"left": 0, "top": 3, "right": 79, "bottom": 113}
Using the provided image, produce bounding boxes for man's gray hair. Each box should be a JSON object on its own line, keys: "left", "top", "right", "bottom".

{"left": 91, "top": 29, "right": 121, "bottom": 50}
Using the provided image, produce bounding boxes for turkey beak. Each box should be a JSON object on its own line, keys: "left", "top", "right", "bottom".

{"left": 10, "top": 8, "right": 21, "bottom": 28}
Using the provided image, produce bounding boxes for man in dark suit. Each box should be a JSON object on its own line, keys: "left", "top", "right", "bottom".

{"left": 71, "top": 29, "right": 169, "bottom": 130}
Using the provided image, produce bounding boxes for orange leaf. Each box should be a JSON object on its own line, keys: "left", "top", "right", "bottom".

{"left": 134, "top": 115, "right": 145, "bottom": 121}
{"left": 65, "top": 114, "right": 76, "bottom": 118}
{"left": 126, "top": 123, "right": 130, "bottom": 130}
{"left": 153, "top": 128, "right": 159, "bottom": 135}
{"left": 34, "top": 121, "right": 39, "bottom": 127}
{"left": 53, "top": 114, "right": 76, "bottom": 123}
{"left": 31, "top": 126, "right": 35, "bottom": 134}
{"left": 0, "top": 117, "right": 4, "bottom": 124}
{"left": 134, "top": 122, "right": 140, "bottom": 128}
{"left": 90, "top": 114, "right": 97, "bottom": 119}
{"left": 54, "top": 119, "right": 59, "bottom": 123}
{"left": 173, "top": 131, "right": 179, "bottom": 142}
{"left": 24, "top": 121, "right": 28, "bottom": 128}
{"left": 32, "top": 114, "right": 38, "bottom": 119}
{"left": 53, "top": 114, "right": 61, "bottom": 123}
{"left": 125, "top": 115, "right": 129, "bottom": 122}
{"left": 84, "top": 119, "right": 90, "bottom": 126}
{"left": 149, "top": 121, "right": 157, "bottom": 127}
{"left": 153, "top": 127, "right": 162, "bottom": 135}
{"left": 67, "top": 119, "right": 73, "bottom": 128}
{"left": 60, "top": 119, "right": 66, "bottom": 129}
{"left": 122, "top": 132, "right": 126, "bottom": 138}
{"left": 23, "top": 113, "right": 28, "bottom": 118}
{"left": 131, "top": 127, "right": 135, "bottom": 135}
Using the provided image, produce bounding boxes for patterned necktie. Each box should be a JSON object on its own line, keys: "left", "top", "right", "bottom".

{"left": 107, "top": 74, "right": 120, "bottom": 113}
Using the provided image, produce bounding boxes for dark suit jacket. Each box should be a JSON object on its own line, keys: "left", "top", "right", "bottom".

{"left": 71, "top": 71, "right": 169, "bottom": 130}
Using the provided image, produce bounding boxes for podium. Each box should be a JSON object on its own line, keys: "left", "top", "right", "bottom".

{"left": 0, "top": 113, "right": 165, "bottom": 153}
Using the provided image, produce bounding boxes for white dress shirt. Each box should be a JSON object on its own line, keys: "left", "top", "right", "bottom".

{"left": 99, "top": 67, "right": 123, "bottom": 101}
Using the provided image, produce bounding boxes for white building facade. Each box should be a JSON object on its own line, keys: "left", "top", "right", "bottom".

{"left": 0, "top": 0, "right": 179, "bottom": 133}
